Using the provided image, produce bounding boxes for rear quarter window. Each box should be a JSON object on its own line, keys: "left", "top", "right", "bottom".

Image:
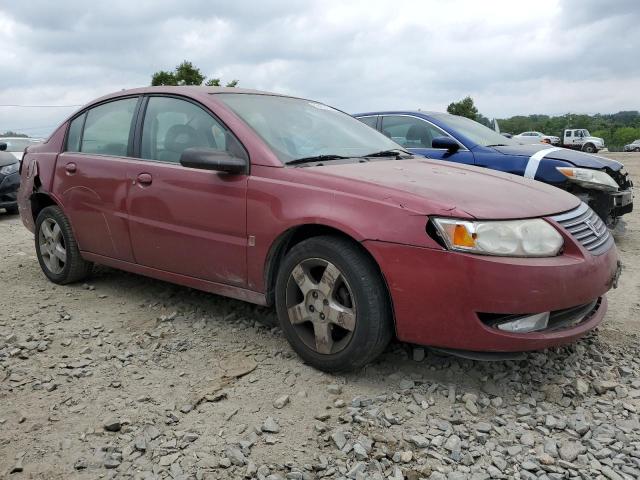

{"left": 66, "top": 114, "right": 85, "bottom": 152}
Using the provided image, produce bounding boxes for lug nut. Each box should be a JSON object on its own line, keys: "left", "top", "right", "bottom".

{"left": 309, "top": 305, "right": 315, "bottom": 312}
{"left": 323, "top": 299, "right": 329, "bottom": 305}
{"left": 312, "top": 291, "right": 318, "bottom": 299}
{"left": 320, "top": 313, "right": 325, "bottom": 320}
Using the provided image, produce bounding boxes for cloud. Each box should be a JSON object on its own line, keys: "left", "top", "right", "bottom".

{"left": 1, "top": 0, "right": 639, "bottom": 137}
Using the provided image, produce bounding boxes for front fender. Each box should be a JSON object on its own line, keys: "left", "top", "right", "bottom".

{"left": 245, "top": 166, "right": 443, "bottom": 293}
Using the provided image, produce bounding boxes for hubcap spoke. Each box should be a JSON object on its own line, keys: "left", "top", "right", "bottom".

{"left": 52, "top": 223, "right": 62, "bottom": 243}
{"left": 288, "top": 302, "right": 310, "bottom": 325}
{"left": 53, "top": 244, "right": 67, "bottom": 262}
{"left": 39, "top": 241, "right": 50, "bottom": 255}
{"left": 318, "top": 263, "right": 340, "bottom": 297}
{"left": 291, "top": 264, "right": 316, "bottom": 296}
{"left": 41, "top": 221, "right": 53, "bottom": 240}
{"left": 48, "top": 253, "right": 59, "bottom": 272}
{"left": 327, "top": 303, "right": 356, "bottom": 331}
{"left": 313, "top": 321, "right": 333, "bottom": 354}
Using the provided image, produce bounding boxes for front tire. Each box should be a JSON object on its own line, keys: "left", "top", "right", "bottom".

{"left": 35, "top": 206, "right": 92, "bottom": 284}
{"left": 583, "top": 143, "right": 596, "bottom": 153}
{"left": 275, "top": 236, "right": 393, "bottom": 372}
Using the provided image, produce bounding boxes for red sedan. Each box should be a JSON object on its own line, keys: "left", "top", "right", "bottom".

{"left": 18, "top": 87, "right": 621, "bottom": 371}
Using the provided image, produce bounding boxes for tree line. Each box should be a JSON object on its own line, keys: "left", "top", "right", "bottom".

{"left": 447, "top": 96, "right": 640, "bottom": 151}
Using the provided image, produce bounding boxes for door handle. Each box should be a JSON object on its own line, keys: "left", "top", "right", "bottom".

{"left": 65, "top": 163, "right": 77, "bottom": 174}
{"left": 136, "top": 173, "right": 153, "bottom": 186}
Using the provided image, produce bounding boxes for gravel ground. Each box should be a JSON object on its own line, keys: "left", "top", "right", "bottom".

{"left": 1, "top": 153, "right": 639, "bottom": 480}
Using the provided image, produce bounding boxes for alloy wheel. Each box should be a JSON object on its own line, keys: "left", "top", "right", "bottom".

{"left": 38, "top": 218, "right": 67, "bottom": 274}
{"left": 285, "top": 258, "right": 356, "bottom": 355}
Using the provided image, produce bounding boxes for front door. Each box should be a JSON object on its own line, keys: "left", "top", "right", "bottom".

{"left": 53, "top": 97, "right": 140, "bottom": 262}
{"left": 380, "top": 115, "right": 475, "bottom": 165}
{"left": 126, "top": 95, "right": 248, "bottom": 286}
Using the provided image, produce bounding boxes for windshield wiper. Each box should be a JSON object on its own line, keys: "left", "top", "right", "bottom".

{"left": 285, "top": 155, "right": 351, "bottom": 166}
{"left": 362, "top": 149, "right": 411, "bottom": 158}
{"left": 486, "top": 143, "right": 508, "bottom": 147}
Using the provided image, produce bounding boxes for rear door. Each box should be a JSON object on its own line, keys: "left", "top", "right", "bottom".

{"left": 53, "top": 97, "right": 140, "bottom": 262}
{"left": 380, "top": 115, "right": 474, "bottom": 165}
{"left": 125, "top": 95, "right": 248, "bottom": 286}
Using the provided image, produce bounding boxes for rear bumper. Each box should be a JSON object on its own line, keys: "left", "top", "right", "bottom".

{"left": 364, "top": 239, "right": 619, "bottom": 352}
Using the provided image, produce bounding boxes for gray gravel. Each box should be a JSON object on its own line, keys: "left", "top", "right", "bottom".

{"left": 1, "top": 153, "right": 640, "bottom": 479}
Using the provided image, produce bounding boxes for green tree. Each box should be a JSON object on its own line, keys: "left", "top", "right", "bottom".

{"left": 151, "top": 70, "right": 178, "bottom": 86}
{"left": 151, "top": 61, "right": 239, "bottom": 88}
{"left": 205, "top": 78, "right": 240, "bottom": 87}
{"left": 447, "top": 96, "right": 479, "bottom": 120}
{"left": 174, "top": 61, "right": 205, "bottom": 85}
{"left": 447, "top": 96, "right": 492, "bottom": 126}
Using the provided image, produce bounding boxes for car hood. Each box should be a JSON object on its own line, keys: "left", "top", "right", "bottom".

{"left": 491, "top": 144, "right": 623, "bottom": 170}
{"left": 308, "top": 159, "right": 579, "bottom": 219}
{"left": 0, "top": 152, "right": 18, "bottom": 168}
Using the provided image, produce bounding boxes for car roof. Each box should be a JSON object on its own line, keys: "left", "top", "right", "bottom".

{"left": 355, "top": 110, "right": 444, "bottom": 117}
{"left": 90, "top": 86, "right": 299, "bottom": 105}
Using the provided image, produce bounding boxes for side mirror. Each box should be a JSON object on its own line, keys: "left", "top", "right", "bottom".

{"left": 180, "top": 147, "right": 247, "bottom": 174}
{"left": 432, "top": 136, "right": 460, "bottom": 153}
{"left": 0, "top": 142, "right": 6, "bottom": 151}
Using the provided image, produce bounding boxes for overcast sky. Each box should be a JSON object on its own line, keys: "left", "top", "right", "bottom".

{"left": 1, "top": 0, "right": 638, "bottom": 137}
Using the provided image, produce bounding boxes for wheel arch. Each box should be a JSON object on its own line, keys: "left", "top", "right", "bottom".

{"left": 263, "top": 224, "right": 395, "bottom": 325}
{"left": 30, "top": 190, "right": 60, "bottom": 223}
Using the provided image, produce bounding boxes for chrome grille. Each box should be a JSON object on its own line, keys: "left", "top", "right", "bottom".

{"left": 551, "top": 202, "right": 613, "bottom": 255}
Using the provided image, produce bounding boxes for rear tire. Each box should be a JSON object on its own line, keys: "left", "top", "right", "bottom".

{"left": 35, "top": 206, "right": 93, "bottom": 284}
{"left": 5, "top": 205, "right": 18, "bottom": 215}
{"left": 275, "top": 236, "right": 393, "bottom": 372}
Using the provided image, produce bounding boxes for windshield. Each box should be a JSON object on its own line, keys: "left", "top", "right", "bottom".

{"left": 430, "top": 114, "right": 517, "bottom": 147}
{"left": 2, "top": 138, "right": 41, "bottom": 152}
{"left": 216, "top": 94, "right": 403, "bottom": 163}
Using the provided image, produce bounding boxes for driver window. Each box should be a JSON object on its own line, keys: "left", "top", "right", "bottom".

{"left": 381, "top": 116, "right": 451, "bottom": 148}
{"left": 141, "top": 97, "right": 230, "bottom": 163}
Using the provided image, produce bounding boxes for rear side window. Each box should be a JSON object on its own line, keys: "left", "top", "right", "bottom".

{"left": 566, "top": 131, "right": 572, "bottom": 137}
{"left": 80, "top": 98, "right": 138, "bottom": 156}
{"left": 141, "top": 97, "right": 231, "bottom": 163}
{"left": 358, "top": 116, "right": 378, "bottom": 129}
{"left": 66, "top": 114, "right": 85, "bottom": 152}
{"left": 381, "top": 115, "right": 451, "bottom": 148}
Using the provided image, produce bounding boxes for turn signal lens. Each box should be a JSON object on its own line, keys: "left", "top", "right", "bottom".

{"left": 453, "top": 224, "right": 476, "bottom": 248}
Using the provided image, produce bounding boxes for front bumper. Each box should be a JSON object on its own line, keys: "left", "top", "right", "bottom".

{"left": 364, "top": 238, "right": 619, "bottom": 352}
{"left": 585, "top": 188, "right": 634, "bottom": 223}
{"left": 0, "top": 172, "right": 20, "bottom": 208}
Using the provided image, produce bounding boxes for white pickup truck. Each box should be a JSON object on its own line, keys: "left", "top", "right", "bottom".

{"left": 562, "top": 129, "right": 605, "bottom": 153}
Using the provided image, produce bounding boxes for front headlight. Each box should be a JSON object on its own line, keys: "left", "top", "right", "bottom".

{"left": 432, "top": 218, "right": 563, "bottom": 257}
{"left": 556, "top": 167, "right": 618, "bottom": 191}
{"left": 0, "top": 162, "right": 19, "bottom": 175}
